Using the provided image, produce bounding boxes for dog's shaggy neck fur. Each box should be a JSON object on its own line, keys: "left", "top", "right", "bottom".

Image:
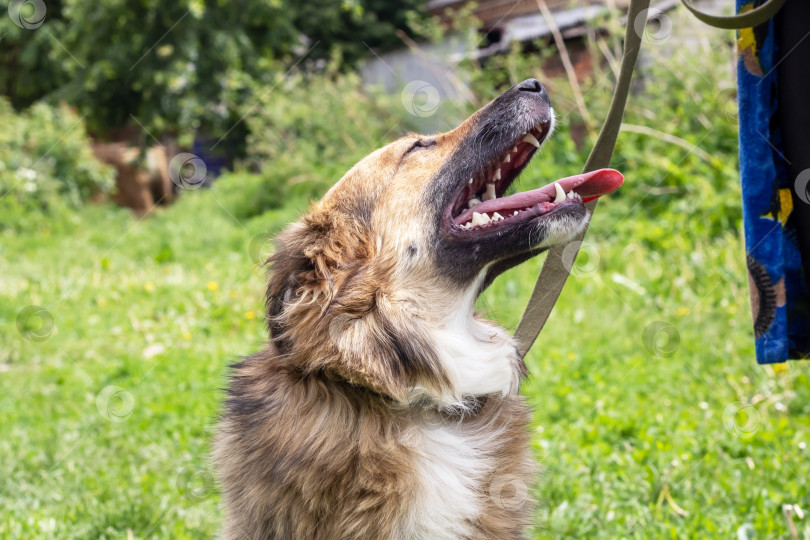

{"left": 216, "top": 351, "right": 532, "bottom": 540}
{"left": 214, "top": 216, "right": 534, "bottom": 538}
{"left": 406, "top": 272, "right": 524, "bottom": 410}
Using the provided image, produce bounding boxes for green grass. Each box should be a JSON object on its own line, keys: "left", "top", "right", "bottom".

{"left": 0, "top": 195, "right": 302, "bottom": 539}
{"left": 2, "top": 165, "right": 808, "bottom": 539}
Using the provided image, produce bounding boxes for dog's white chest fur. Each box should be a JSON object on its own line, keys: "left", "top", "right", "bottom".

{"left": 429, "top": 313, "right": 521, "bottom": 408}
{"left": 398, "top": 424, "right": 490, "bottom": 539}
{"left": 395, "top": 313, "right": 522, "bottom": 538}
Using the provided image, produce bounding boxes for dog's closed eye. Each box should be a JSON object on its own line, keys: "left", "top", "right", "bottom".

{"left": 405, "top": 138, "right": 436, "bottom": 155}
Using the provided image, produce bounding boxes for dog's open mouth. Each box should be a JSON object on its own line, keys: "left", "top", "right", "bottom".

{"left": 450, "top": 122, "right": 624, "bottom": 230}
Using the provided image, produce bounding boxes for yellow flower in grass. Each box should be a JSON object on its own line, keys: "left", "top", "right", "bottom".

{"left": 207, "top": 281, "right": 218, "bottom": 291}
{"left": 245, "top": 310, "right": 256, "bottom": 320}
{"left": 182, "top": 331, "right": 192, "bottom": 341}
{"left": 567, "top": 352, "right": 575, "bottom": 360}
{"left": 144, "top": 282, "right": 155, "bottom": 292}
{"left": 772, "top": 363, "right": 789, "bottom": 374}
{"left": 677, "top": 307, "right": 690, "bottom": 316}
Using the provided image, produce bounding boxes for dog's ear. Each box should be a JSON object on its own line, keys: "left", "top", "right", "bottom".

{"left": 265, "top": 209, "right": 447, "bottom": 402}
{"left": 265, "top": 210, "right": 371, "bottom": 339}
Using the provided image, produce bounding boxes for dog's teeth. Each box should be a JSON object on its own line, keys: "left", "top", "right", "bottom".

{"left": 554, "top": 182, "right": 566, "bottom": 203}
{"left": 536, "top": 124, "right": 545, "bottom": 135}
{"left": 468, "top": 178, "right": 473, "bottom": 185}
{"left": 482, "top": 183, "right": 497, "bottom": 201}
{"left": 512, "top": 146, "right": 518, "bottom": 153}
{"left": 504, "top": 154, "right": 511, "bottom": 163}
{"left": 462, "top": 222, "right": 472, "bottom": 229}
{"left": 566, "top": 190, "right": 582, "bottom": 201}
{"left": 523, "top": 133, "right": 541, "bottom": 148}
{"left": 494, "top": 168, "right": 501, "bottom": 181}
{"left": 492, "top": 212, "right": 503, "bottom": 221}
{"left": 468, "top": 198, "right": 482, "bottom": 208}
{"left": 513, "top": 211, "right": 519, "bottom": 215}
{"left": 471, "top": 212, "right": 490, "bottom": 227}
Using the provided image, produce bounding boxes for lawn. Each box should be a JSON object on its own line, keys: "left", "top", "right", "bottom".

{"left": 2, "top": 22, "right": 809, "bottom": 540}
{"left": 2, "top": 154, "right": 808, "bottom": 539}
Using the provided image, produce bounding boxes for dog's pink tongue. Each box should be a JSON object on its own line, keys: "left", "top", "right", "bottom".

{"left": 454, "top": 168, "right": 624, "bottom": 225}
{"left": 569, "top": 168, "right": 625, "bottom": 201}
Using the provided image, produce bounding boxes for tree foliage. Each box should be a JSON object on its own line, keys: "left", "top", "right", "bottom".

{"left": 0, "top": 0, "right": 428, "bottom": 141}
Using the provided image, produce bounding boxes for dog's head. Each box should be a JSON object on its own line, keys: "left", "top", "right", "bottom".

{"left": 265, "top": 79, "right": 622, "bottom": 405}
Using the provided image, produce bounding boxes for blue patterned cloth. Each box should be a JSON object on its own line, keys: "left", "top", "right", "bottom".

{"left": 736, "top": 0, "right": 810, "bottom": 363}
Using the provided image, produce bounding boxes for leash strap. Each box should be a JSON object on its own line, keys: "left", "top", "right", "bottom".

{"left": 514, "top": 0, "right": 788, "bottom": 357}
{"left": 514, "top": 0, "right": 651, "bottom": 357}
{"left": 681, "top": 0, "right": 786, "bottom": 30}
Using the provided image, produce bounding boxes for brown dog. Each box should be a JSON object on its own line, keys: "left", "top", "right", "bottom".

{"left": 214, "top": 79, "right": 622, "bottom": 539}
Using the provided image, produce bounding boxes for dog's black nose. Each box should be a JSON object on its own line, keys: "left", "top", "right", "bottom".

{"left": 518, "top": 78, "right": 546, "bottom": 94}
{"left": 517, "top": 78, "right": 548, "bottom": 102}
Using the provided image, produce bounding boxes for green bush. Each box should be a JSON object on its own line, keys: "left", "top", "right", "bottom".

{"left": 208, "top": 171, "right": 287, "bottom": 220}
{"left": 240, "top": 69, "right": 434, "bottom": 203}
{"left": 0, "top": 0, "right": 429, "bottom": 141}
{"left": 0, "top": 99, "right": 112, "bottom": 229}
